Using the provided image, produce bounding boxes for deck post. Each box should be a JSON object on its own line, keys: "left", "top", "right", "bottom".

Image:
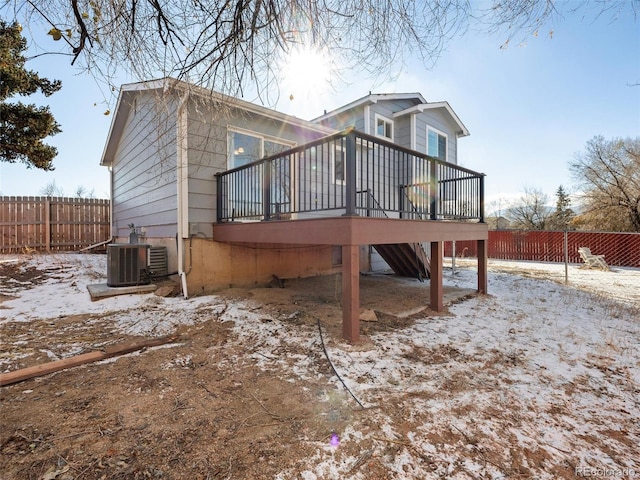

{"left": 429, "top": 161, "right": 437, "bottom": 220}
{"left": 263, "top": 161, "right": 272, "bottom": 221}
{"left": 430, "top": 241, "right": 443, "bottom": 311}
{"left": 477, "top": 239, "right": 488, "bottom": 294}
{"left": 479, "top": 174, "right": 485, "bottom": 223}
{"left": 344, "top": 132, "right": 357, "bottom": 216}
{"left": 215, "top": 174, "right": 223, "bottom": 222}
{"left": 342, "top": 244, "right": 360, "bottom": 343}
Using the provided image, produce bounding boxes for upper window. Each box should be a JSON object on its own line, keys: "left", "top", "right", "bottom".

{"left": 228, "top": 129, "right": 293, "bottom": 169}
{"left": 375, "top": 114, "right": 394, "bottom": 141}
{"left": 427, "top": 127, "right": 447, "bottom": 162}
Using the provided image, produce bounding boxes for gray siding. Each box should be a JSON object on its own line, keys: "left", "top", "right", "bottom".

{"left": 368, "top": 99, "right": 419, "bottom": 143}
{"left": 111, "top": 92, "right": 179, "bottom": 238}
{"left": 414, "top": 109, "right": 458, "bottom": 164}
{"left": 314, "top": 98, "right": 464, "bottom": 164}
{"left": 317, "top": 105, "right": 365, "bottom": 131}
{"left": 395, "top": 115, "right": 412, "bottom": 150}
{"left": 186, "top": 98, "right": 329, "bottom": 235}
{"left": 186, "top": 98, "right": 228, "bottom": 237}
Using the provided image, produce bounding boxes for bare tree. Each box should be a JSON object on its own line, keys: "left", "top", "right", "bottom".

{"left": 570, "top": 136, "right": 640, "bottom": 232}
{"left": 3, "top": 0, "right": 637, "bottom": 100}
{"left": 40, "top": 179, "right": 63, "bottom": 196}
{"left": 74, "top": 184, "right": 95, "bottom": 198}
{"left": 506, "top": 187, "right": 553, "bottom": 230}
{"left": 6, "top": 0, "right": 471, "bottom": 100}
{"left": 482, "top": 0, "right": 638, "bottom": 48}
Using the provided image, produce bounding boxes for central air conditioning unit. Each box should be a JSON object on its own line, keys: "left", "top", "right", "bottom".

{"left": 149, "top": 246, "right": 168, "bottom": 279}
{"left": 107, "top": 244, "right": 151, "bottom": 287}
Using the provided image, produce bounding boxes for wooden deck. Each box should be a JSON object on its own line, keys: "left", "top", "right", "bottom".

{"left": 214, "top": 216, "right": 488, "bottom": 343}
{"left": 214, "top": 129, "right": 488, "bottom": 342}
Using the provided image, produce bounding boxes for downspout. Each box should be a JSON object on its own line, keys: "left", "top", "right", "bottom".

{"left": 108, "top": 166, "right": 114, "bottom": 241}
{"left": 176, "top": 90, "right": 190, "bottom": 299}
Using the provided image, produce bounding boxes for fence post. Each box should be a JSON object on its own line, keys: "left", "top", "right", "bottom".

{"left": 564, "top": 228, "right": 568, "bottom": 284}
{"left": 45, "top": 197, "right": 51, "bottom": 252}
{"left": 451, "top": 240, "right": 456, "bottom": 275}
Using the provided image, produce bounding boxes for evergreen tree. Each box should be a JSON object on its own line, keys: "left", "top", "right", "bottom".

{"left": 0, "top": 21, "right": 62, "bottom": 170}
{"left": 549, "top": 185, "right": 575, "bottom": 230}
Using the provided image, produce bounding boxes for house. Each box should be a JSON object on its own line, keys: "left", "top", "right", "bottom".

{"left": 101, "top": 78, "right": 488, "bottom": 342}
{"left": 486, "top": 216, "right": 511, "bottom": 230}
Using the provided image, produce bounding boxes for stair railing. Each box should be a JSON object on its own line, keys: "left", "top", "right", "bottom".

{"left": 359, "top": 188, "right": 429, "bottom": 281}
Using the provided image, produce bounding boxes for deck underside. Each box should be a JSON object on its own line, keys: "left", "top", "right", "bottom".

{"left": 213, "top": 217, "right": 488, "bottom": 343}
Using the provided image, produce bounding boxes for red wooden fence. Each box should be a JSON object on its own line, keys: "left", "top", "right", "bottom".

{"left": 444, "top": 230, "right": 640, "bottom": 268}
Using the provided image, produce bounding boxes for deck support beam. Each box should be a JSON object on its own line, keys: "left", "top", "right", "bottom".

{"left": 477, "top": 239, "right": 488, "bottom": 294}
{"left": 342, "top": 244, "right": 360, "bottom": 343}
{"left": 430, "top": 241, "right": 444, "bottom": 312}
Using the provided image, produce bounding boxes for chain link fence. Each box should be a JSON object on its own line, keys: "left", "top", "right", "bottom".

{"left": 443, "top": 230, "right": 640, "bottom": 306}
{"left": 445, "top": 230, "right": 640, "bottom": 268}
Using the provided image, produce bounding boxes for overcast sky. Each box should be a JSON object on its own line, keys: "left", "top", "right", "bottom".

{"left": 1, "top": 2, "right": 639, "bottom": 213}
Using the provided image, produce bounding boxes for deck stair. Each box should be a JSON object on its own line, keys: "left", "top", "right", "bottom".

{"left": 358, "top": 189, "right": 431, "bottom": 280}
{"left": 373, "top": 242, "right": 430, "bottom": 280}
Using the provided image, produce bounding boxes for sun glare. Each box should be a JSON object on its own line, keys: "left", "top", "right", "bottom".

{"left": 280, "top": 45, "right": 332, "bottom": 101}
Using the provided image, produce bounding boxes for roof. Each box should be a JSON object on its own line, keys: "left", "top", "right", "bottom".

{"left": 311, "top": 92, "right": 469, "bottom": 138}
{"left": 393, "top": 102, "right": 470, "bottom": 137}
{"left": 311, "top": 92, "right": 427, "bottom": 123}
{"left": 101, "top": 78, "right": 335, "bottom": 166}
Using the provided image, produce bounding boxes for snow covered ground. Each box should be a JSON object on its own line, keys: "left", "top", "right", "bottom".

{"left": 1, "top": 253, "right": 639, "bottom": 479}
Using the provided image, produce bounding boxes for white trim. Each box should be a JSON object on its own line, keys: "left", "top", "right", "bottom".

{"left": 177, "top": 101, "right": 190, "bottom": 237}
{"left": 364, "top": 105, "right": 370, "bottom": 135}
{"left": 427, "top": 125, "right": 448, "bottom": 162}
{"left": 410, "top": 113, "right": 417, "bottom": 183}
{"left": 374, "top": 113, "right": 394, "bottom": 141}
{"left": 410, "top": 113, "right": 416, "bottom": 150}
{"left": 393, "top": 102, "right": 469, "bottom": 137}
{"left": 176, "top": 92, "right": 190, "bottom": 299}
{"left": 108, "top": 166, "right": 114, "bottom": 238}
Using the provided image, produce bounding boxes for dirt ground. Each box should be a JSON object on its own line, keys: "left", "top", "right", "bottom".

{"left": 0, "top": 261, "right": 474, "bottom": 480}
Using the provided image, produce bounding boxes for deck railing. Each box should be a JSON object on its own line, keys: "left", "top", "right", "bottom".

{"left": 216, "top": 128, "right": 485, "bottom": 223}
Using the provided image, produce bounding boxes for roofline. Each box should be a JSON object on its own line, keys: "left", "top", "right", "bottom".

{"left": 100, "top": 87, "right": 131, "bottom": 167}
{"left": 393, "top": 102, "right": 470, "bottom": 137}
{"left": 311, "top": 92, "right": 428, "bottom": 122}
{"left": 101, "top": 77, "right": 335, "bottom": 166}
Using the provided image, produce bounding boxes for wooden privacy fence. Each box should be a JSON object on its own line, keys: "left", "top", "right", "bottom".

{"left": 445, "top": 230, "right": 640, "bottom": 268}
{"left": 0, "top": 196, "right": 110, "bottom": 253}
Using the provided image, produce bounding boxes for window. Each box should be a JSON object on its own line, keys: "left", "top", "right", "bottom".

{"left": 228, "top": 129, "right": 293, "bottom": 168}
{"left": 227, "top": 129, "right": 294, "bottom": 218}
{"left": 264, "top": 139, "right": 291, "bottom": 158}
{"left": 375, "top": 114, "right": 394, "bottom": 141}
{"left": 427, "top": 127, "right": 447, "bottom": 162}
{"left": 230, "top": 131, "right": 261, "bottom": 168}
